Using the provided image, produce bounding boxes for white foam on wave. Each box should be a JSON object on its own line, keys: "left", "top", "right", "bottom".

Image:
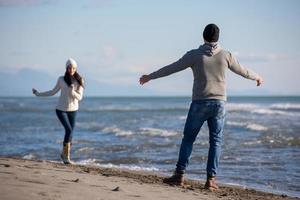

{"left": 223, "top": 182, "right": 247, "bottom": 189}
{"left": 84, "top": 105, "right": 138, "bottom": 112}
{"left": 246, "top": 124, "right": 268, "bottom": 131}
{"left": 83, "top": 105, "right": 186, "bottom": 112}
{"left": 226, "top": 121, "right": 268, "bottom": 131}
{"left": 76, "top": 122, "right": 104, "bottom": 130}
{"left": 102, "top": 126, "right": 133, "bottom": 136}
{"left": 100, "top": 163, "right": 160, "bottom": 172}
{"left": 252, "top": 108, "right": 299, "bottom": 117}
{"left": 75, "top": 147, "right": 95, "bottom": 153}
{"left": 226, "top": 103, "right": 259, "bottom": 111}
{"left": 270, "top": 103, "right": 300, "bottom": 110}
{"left": 243, "top": 140, "right": 262, "bottom": 146}
{"left": 226, "top": 103, "right": 300, "bottom": 117}
{"left": 139, "top": 127, "right": 178, "bottom": 137}
{"left": 178, "top": 115, "right": 187, "bottom": 120}
{"left": 100, "top": 126, "right": 178, "bottom": 137}
{"left": 75, "top": 159, "right": 160, "bottom": 172}
{"left": 226, "top": 121, "right": 247, "bottom": 127}
{"left": 76, "top": 158, "right": 98, "bottom": 165}
{"left": 23, "top": 153, "right": 36, "bottom": 160}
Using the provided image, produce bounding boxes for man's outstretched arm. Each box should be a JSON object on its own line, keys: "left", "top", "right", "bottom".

{"left": 228, "top": 52, "right": 264, "bottom": 86}
{"left": 139, "top": 51, "right": 194, "bottom": 85}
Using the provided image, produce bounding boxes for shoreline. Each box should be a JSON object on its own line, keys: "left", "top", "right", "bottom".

{"left": 70, "top": 158, "right": 296, "bottom": 197}
{"left": 0, "top": 157, "right": 298, "bottom": 200}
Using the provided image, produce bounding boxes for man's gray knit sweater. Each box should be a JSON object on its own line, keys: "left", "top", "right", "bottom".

{"left": 148, "top": 43, "right": 259, "bottom": 101}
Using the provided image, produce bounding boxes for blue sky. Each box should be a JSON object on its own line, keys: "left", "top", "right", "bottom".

{"left": 0, "top": 0, "right": 300, "bottom": 96}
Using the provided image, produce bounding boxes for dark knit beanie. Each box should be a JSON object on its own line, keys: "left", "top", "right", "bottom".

{"left": 203, "top": 24, "right": 219, "bottom": 42}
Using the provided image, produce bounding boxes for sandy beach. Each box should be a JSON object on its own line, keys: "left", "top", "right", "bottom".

{"left": 0, "top": 157, "right": 298, "bottom": 200}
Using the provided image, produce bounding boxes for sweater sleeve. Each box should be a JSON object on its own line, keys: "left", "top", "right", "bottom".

{"left": 228, "top": 52, "right": 259, "bottom": 80}
{"left": 35, "top": 78, "right": 60, "bottom": 97}
{"left": 148, "top": 51, "right": 194, "bottom": 80}
{"left": 72, "top": 85, "right": 83, "bottom": 101}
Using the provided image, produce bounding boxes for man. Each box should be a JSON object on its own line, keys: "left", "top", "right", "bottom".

{"left": 139, "top": 24, "right": 263, "bottom": 190}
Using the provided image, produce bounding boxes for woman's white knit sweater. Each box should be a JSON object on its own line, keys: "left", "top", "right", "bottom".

{"left": 35, "top": 76, "right": 84, "bottom": 112}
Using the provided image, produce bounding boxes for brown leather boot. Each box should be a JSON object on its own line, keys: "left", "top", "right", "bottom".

{"left": 205, "top": 176, "right": 219, "bottom": 191}
{"left": 163, "top": 171, "right": 184, "bottom": 186}
{"left": 61, "top": 143, "right": 72, "bottom": 164}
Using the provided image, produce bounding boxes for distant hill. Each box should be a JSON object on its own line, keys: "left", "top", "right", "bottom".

{"left": 227, "top": 88, "right": 273, "bottom": 96}
{"left": 0, "top": 68, "right": 55, "bottom": 96}
{"left": 1, "top": 68, "right": 296, "bottom": 97}
{"left": 0, "top": 68, "right": 156, "bottom": 97}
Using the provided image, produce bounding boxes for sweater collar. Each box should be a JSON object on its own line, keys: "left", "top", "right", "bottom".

{"left": 199, "top": 42, "right": 222, "bottom": 56}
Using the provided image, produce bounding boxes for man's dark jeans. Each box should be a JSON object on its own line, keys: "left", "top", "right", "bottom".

{"left": 176, "top": 99, "right": 226, "bottom": 177}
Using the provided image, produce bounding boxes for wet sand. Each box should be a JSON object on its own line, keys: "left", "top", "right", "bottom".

{"left": 0, "top": 157, "right": 298, "bottom": 200}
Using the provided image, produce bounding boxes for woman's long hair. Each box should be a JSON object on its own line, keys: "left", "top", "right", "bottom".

{"left": 64, "top": 70, "right": 84, "bottom": 87}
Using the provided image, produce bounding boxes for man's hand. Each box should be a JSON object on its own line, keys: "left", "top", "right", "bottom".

{"left": 256, "top": 76, "right": 264, "bottom": 86}
{"left": 32, "top": 88, "right": 38, "bottom": 95}
{"left": 139, "top": 75, "right": 150, "bottom": 85}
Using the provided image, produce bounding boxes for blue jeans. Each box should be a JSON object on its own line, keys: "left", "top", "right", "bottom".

{"left": 176, "top": 99, "right": 226, "bottom": 177}
{"left": 55, "top": 109, "right": 77, "bottom": 144}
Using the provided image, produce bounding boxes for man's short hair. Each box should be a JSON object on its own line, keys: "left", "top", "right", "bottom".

{"left": 203, "top": 24, "right": 219, "bottom": 42}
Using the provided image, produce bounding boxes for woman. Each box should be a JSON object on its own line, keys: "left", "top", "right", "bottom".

{"left": 32, "top": 58, "right": 84, "bottom": 164}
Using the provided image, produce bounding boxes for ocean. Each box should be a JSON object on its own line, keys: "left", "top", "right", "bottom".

{"left": 0, "top": 96, "right": 299, "bottom": 197}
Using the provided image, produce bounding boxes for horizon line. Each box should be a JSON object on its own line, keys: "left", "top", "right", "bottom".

{"left": 1, "top": 95, "right": 300, "bottom": 98}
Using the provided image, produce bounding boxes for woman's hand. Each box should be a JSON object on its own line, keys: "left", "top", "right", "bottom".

{"left": 256, "top": 76, "right": 264, "bottom": 86}
{"left": 32, "top": 88, "right": 38, "bottom": 95}
{"left": 139, "top": 75, "right": 150, "bottom": 85}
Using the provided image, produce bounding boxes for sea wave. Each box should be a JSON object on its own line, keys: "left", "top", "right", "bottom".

{"left": 102, "top": 126, "right": 134, "bottom": 136}
{"left": 246, "top": 124, "right": 268, "bottom": 131}
{"left": 99, "top": 126, "right": 178, "bottom": 137}
{"left": 226, "top": 103, "right": 300, "bottom": 117}
{"left": 139, "top": 127, "right": 178, "bottom": 137}
{"left": 270, "top": 103, "right": 300, "bottom": 111}
{"left": 0, "top": 107, "right": 52, "bottom": 112}
{"left": 75, "top": 147, "right": 96, "bottom": 153}
{"left": 226, "top": 103, "right": 259, "bottom": 111}
{"left": 76, "top": 158, "right": 160, "bottom": 172}
{"left": 260, "top": 135, "right": 300, "bottom": 147}
{"left": 226, "top": 121, "right": 268, "bottom": 131}
{"left": 251, "top": 108, "right": 300, "bottom": 117}
{"left": 81, "top": 107, "right": 188, "bottom": 112}
{"left": 23, "top": 153, "right": 36, "bottom": 160}
{"left": 243, "top": 140, "right": 262, "bottom": 146}
{"left": 178, "top": 115, "right": 187, "bottom": 120}
{"left": 76, "top": 122, "right": 104, "bottom": 131}
{"left": 0, "top": 104, "right": 187, "bottom": 113}
{"left": 76, "top": 123, "right": 134, "bottom": 136}
{"left": 226, "top": 121, "right": 246, "bottom": 127}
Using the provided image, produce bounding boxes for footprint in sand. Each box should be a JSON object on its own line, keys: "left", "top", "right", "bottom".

{"left": 72, "top": 178, "right": 79, "bottom": 183}
{"left": 63, "top": 178, "right": 80, "bottom": 183}
{"left": 0, "top": 171, "right": 14, "bottom": 175}
{"left": 21, "top": 179, "right": 47, "bottom": 185}
{"left": 0, "top": 163, "right": 11, "bottom": 167}
{"left": 128, "top": 194, "right": 142, "bottom": 198}
{"left": 37, "top": 192, "right": 48, "bottom": 197}
{"left": 112, "top": 186, "right": 121, "bottom": 192}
